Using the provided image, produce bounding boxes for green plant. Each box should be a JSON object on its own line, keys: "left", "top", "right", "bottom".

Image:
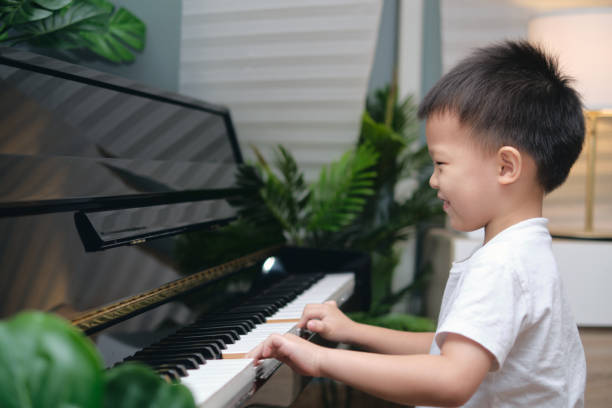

{"left": 232, "top": 86, "right": 442, "bottom": 320}
{"left": 232, "top": 144, "right": 379, "bottom": 247}
{"left": 0, "top": 0, "right": 145, "bottom": 63}
{"left": 0, "top": 311, "right": 196, "bottom": 408}
{"left": 344, "top": 86, "right": 442, "bottom": 314}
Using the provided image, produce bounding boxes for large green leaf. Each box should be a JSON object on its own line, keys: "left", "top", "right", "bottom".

{"left": 0, "top": 311, "right": 104, "bottom": 408}
{"left": 11, "top": 1, "right": 110, "bottom": 48}
{"left": 2, "top": 0, "right": 145, "bottom": 63}
{"left": 79, "top": 7, "right": 145, "bottom": 63}
{"left": 104, "top": 363, "right": 196, "bottom": 408}
{"left": 0, "top": 0, "right": 72, "bottom": 26}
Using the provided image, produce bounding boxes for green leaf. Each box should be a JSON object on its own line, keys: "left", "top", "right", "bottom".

{"left": 349, "top": 312, "right": 436, "bottom": 332}
{"left": 78, "top": 6, "right": 145, "bottom": 62}
{"left": 0, "top": 311, "right": 104, "bottom": 408}
{"left": 232, "top": 145, "right": 310, "bottom": 245}
{"left": 307, "top": 144, "right": 379, "bottom": 234}
{"left": 0, "top": 0, "right": 52, "bottom": 25}
{"left": 104, "top": 363, "right": 196, "bottom": 408}
{"left": 11, "top": 1, "right": 109, "bottom": 47}
{"left": 34, "top": 0, "right": 72, "bottom": 11}
{"left": 3, "top": 0, "right": 146, "bottom": 63}
{"left": 108, "top": 7, "right": 144, "bottom": 49}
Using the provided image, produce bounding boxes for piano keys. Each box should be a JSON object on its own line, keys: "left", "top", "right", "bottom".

{"left": 179, "top": 272, "right": 355, "bottom": 407}
{"left": 0, "top": 46, "right": 370, "bottom": 407}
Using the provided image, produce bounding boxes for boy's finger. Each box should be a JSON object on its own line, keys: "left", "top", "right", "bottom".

{"left": 306, "top": 319, "right": 325, "bottom": 333}
{"left": 297, "top": 304, "right": 326, "bottom": 328}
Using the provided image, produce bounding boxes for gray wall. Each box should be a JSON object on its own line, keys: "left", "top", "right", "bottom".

{"left": 81, "top": 0, "right": 182, "bottom": 93}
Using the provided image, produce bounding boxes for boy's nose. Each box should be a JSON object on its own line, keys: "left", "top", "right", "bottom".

{"left": 429, "top": 171, "right": 439, "bottom": 189}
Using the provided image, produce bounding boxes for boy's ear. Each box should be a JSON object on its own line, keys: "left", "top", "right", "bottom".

{"left": 496, "top": 146, "right": 522, "bottom": 185}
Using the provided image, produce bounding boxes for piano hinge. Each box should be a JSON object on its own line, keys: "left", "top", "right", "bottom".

{"left": 71, "top": 244, "right": 283, "bottom": 334}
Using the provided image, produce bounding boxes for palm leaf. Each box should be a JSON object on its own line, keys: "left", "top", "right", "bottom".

{"left": 230, "top": 146, "right": 309, "bottom": 244}
{"left": 230, "top": 164, "right": 278, "bottom": 227}
{"left": 307, "top": 144, "right": 378, "bottom": 234}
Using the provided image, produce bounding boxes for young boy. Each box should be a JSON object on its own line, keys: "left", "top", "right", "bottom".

{"left": 248, "top": 40, "right": 586, "bottom": 407}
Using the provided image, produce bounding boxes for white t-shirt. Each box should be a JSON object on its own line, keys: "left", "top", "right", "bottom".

{"left": 422, "top": 218, "right": 586, "bottom": 407}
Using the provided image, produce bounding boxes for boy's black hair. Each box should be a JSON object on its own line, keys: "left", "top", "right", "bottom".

{"left": 418, "top": 40, "right": 584, "bottom": 193}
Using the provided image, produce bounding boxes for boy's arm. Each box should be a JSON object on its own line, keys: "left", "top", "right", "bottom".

{"left": 298, "top": 301, "right": 434, "bottom": 355}
{"left": 248, "top": 332, "right": 493, "bottom": 407}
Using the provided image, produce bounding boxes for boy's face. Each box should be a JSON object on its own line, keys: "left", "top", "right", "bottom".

{"left": 426, "top": 112, "right": 500, "bottom": 233}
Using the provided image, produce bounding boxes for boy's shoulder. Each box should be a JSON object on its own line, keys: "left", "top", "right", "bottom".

{"left": 478, "top": 218, "right": 551, "bottom": 258}
{"left": 465, "top": 219, "right": 556, "bottom": 291}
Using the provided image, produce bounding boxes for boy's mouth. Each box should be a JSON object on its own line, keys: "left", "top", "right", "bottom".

{"left": 438, "top": 195, "right": 449, "bottom": 211}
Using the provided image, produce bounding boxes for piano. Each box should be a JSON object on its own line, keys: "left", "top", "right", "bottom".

{"left": 0, "top": 47, "right": 370, "bottom": 407}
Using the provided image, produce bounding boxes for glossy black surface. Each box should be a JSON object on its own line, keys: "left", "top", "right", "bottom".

{"left": 0, "top": 48, "right": 245, "bottom": 320}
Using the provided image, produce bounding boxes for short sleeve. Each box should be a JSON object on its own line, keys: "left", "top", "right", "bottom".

{"left": 435, "top": 254, "right": 528, "bottom": 371}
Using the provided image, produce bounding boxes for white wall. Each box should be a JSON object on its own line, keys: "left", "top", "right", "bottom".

{"left": 424, "top": 230, "right": 612, "bottom": 326}
{"left": 179, "top": 0, "right": 382, "bottom": 180}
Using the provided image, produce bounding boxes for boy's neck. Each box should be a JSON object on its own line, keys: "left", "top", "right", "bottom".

{"left": 483, "top": 192, "right": 544, "bottom": 244}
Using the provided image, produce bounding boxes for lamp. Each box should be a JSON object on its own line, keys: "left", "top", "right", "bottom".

{"left": 529, "top": 8, "right": 612, "bottom": 238}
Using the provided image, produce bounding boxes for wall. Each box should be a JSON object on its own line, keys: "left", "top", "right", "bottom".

{"left": 78, "top": 0, "right": 182, "bottom": 93}
{"left": 178, "top": 0, "right": 382, "bottom": 180}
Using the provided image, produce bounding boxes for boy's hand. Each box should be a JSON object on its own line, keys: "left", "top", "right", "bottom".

{"left": 297, "top": 300, "right": 355, "bottom": 344}
{"left": 246, "top": 332, "right": 324, "bottom": 377}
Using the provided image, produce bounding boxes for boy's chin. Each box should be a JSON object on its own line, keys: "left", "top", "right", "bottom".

{"left": 448, "top": 219, "right": 484, "bottom": 235}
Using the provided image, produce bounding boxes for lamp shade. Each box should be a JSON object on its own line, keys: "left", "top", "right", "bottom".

{"left": 528, "top": 8, "right": 612, "bottom": 110}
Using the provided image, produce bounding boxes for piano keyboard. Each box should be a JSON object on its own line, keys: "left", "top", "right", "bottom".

{"left": 123, "top": 272, "right": 355, "bottom": 408}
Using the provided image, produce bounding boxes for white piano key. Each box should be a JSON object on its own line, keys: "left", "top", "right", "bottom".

{"left": 182, "top": 359, "right": 255, "bottom": 408}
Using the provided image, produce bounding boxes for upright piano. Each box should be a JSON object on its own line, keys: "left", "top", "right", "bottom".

{"left": 0, "top": 48, "right": 370, "bottom": 407}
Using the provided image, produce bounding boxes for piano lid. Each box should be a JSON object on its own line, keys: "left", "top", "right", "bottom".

{"left": 0, "top": 47, "right": 242, "bottom": 224}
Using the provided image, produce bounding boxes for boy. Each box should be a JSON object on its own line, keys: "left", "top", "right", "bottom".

{"left": 248, "top": 40, "right": 586, "bottom": 407}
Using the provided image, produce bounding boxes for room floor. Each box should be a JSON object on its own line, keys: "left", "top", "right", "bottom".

{"left": 289, "top": 328, "right": 612, "bottom": 407}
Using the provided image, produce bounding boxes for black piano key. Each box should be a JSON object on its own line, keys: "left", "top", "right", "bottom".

{"left": 179, "top": 323, "right": 249, "bottom": 335}
{"left": 131, "top": 351, "right": 206, "bottom": 365}
{"left": 172, "top": 329, "right": 241, "bottom": 341}
{"left": 143, "top": 344, "right": 220, "bottom": 360}
{"left": 149, "top": 363, "right": 189, "bottom": 377}
{"left": 230, "top": 304, "right": 277, "bottom": 316}
{"left": 156, "top": 334, "right": 234, "bottom": 349}
{"left": 241, "top": 296, "right": 287, "bottom": 306}
{"left": 193, "top": 318, "right": 256, "bottom": 330}
{"left": 155, "top": 368, "right": 182, "bottom": 381}
{"left": 239, "top": 299, "right": 283, "bottom": 310}
{"left": 133, "top": 356, "right": 199, "bottom": 370}
{"left": 200, "top": 312, "right": 267, "bottom": 324}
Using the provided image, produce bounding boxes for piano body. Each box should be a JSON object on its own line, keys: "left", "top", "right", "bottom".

{"left": 0, "top": 48, "right": 370, "bottom": 407}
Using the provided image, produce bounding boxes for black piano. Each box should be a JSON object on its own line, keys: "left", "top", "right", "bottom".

{"left": 0, "top": 48, "right": 370, "bottom": 407}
